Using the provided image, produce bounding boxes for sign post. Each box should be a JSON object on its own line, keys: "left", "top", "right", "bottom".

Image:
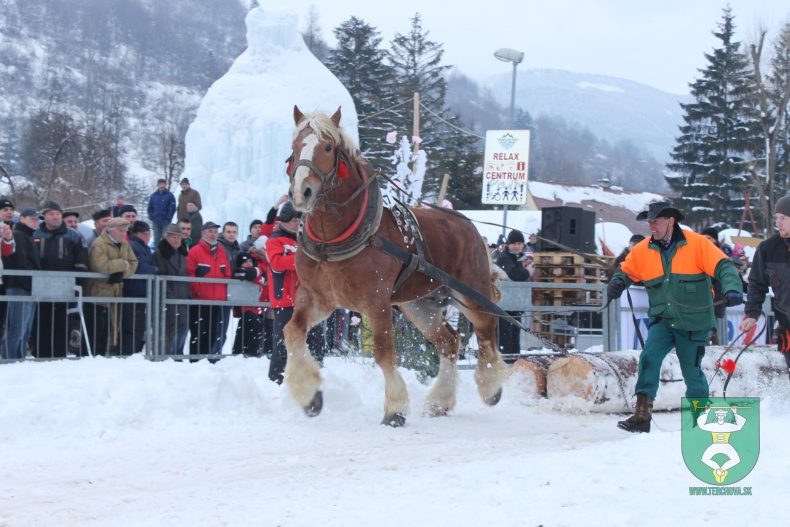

{"left": 481, "top": 130, "right": 530, "bottom": 236}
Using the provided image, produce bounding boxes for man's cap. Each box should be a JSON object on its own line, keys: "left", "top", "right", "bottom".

{"left": 19, "top": 207, "right": 39, "bottom": 218}
{"left": 187, "top": 200, "right": 198, "bottom": 206}
{"left": 507, "top": 230, "right": 525, "bottom": 244}
{"left": 202, "top": 221, "right": 220, "bottom": 231}
{"left": 236, "top": 252, "right": 253, "bottom": 267}
{"left": 0, "top": 198, "right": 13, "bottom": 209}
{"left": 181, "top": 177, "right": 190, "bottom": 185}
{"left": 40, "top": 200, "right": 63, "bottom": 215}
{"left": 62, "top": 211, "right": 80, "bottom": 220}
{"left": 700, "top": 227, "right": 719, "bottom": 240}
{"left": 92, "top": 209, "right": 111, "bottom": 222}
{"left": 277, "top": 201, "right": 301, "bottom": 222}
{"left": 635, "top": 201, "right": 685, "bottom": 222}
{"left": 165, "top": 224, "right": 183, "bottom": 236}
{"left": 249, "top": 219, "right": 263, "bottom": 230}
{"left": 117, "top": 204, "right": 137, "bottom": 216}
{"left": 107, "top": 217, "right": 130, "bottom": 229}
{"left": 629, "top": 234, "right": 646, "bottom": 244}
{"left": 776, "top": 195, "right": 790, "bottom": 217}
{"left": 131, "top": 220, "right": 151, "bottom": 234}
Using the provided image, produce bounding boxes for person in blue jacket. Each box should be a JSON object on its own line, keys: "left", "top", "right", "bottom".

{"left": 147, "top": 179, "right": 177, "bottom": 242}
{"left": 121, "top": 221, "right": 158, "bottom": 354}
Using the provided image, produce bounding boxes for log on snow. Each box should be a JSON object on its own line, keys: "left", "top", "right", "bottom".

{"left": 546, "top": 346, "right": 788, "bottom": 413}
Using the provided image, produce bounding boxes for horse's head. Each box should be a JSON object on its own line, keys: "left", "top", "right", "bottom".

{"left": 289, "top": 106, "right": 350, "bottom": 212}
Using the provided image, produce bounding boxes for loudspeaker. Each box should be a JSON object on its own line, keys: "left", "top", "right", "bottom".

{"left": 540, "top": 206, "right": 596, "bottom": 253}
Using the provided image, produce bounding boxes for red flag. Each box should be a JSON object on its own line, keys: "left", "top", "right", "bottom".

{"left": 598, "top": 238, "right": 615, "bottom": 256}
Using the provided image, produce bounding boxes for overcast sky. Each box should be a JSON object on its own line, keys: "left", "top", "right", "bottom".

{"left": 278, "top": 0, "right": 790, "bottom": 94}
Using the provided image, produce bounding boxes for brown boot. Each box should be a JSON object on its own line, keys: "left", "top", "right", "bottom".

{"left": 617, "top": 393, "right": 653, "bottom": 433}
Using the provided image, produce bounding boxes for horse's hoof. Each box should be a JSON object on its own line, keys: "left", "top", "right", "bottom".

{"left": 424, "top": 403, "right": 448, "bottom": 418}
{"left": 381, "top": 412, "right": 406, "bottom": 427}
{"left": 304, "top": 390, "right": 323, "bottom": 417}
{"left": 484, "top": 388, "right": 502, "bottom": 406}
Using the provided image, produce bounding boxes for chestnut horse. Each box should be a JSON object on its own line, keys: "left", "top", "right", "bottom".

{"left": 284, "top": 106, "right": 509, "bottom": 426}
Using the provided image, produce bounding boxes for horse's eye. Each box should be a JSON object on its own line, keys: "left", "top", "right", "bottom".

{"left": 324, "top": 144, "right": 333, "bottom": 153}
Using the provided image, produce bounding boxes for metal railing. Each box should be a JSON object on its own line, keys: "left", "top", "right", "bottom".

{"left": 0, "top": 269, "right": 268, "bottom": 362}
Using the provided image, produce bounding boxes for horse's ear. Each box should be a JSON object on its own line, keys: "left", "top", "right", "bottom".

{"left": 294, "top": 105, "right": 304, "bottom": 125}
{"left": 331, "top": 107, "right": 341, "bottom": 127}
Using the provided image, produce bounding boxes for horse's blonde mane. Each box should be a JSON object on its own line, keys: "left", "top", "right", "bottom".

{"left": 293, "top": 111, "right": 363, "bottom": 162}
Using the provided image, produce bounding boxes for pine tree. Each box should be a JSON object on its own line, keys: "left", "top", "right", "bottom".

{"left": 666, "top": 8, "right": 760, "bottom": 230}
{"left": 387, "top": 13, "right": 454, "bottom": 197}
{"left": 325, "top": 17, "right": 397, "bottom": 171}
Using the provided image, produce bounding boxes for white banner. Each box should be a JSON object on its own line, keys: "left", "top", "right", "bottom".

{"left": 619, "top": 287, "right": 768, "bottom": 350}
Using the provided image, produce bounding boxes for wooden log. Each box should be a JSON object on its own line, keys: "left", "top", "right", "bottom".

{"left": 508, "top": 357, "right": 551, "bottom": 397}
{"left": 546, "top": 346, "right": 788, "bottom": 413}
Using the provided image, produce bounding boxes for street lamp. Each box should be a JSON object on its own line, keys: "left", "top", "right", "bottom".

{"left": 493, "top": 47, "right": 524, "bottom": 237}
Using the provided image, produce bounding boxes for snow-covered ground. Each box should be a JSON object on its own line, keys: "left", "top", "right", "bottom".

{"left": 1, "top": 354, "right": 788, "bottom": 526}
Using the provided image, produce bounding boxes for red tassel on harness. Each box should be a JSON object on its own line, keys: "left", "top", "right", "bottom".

{"left": 719, "top": 359, "right": 736, "bottom": 374}
{"left": 286, "top": 160, "right": 292, "bottom": 176}
{"left": 337, "top": 161, "right": 349, "bottom": 179}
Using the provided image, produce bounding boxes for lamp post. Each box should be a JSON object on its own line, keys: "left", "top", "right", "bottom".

{"left": 493, "top": 47, "right": 524, "bottom": 237}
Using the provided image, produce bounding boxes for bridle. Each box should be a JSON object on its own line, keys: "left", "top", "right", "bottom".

{"left": 287, "top": 129, "right": 378, "bottom": 220}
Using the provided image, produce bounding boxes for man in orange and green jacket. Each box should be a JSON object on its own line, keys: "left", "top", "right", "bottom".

{"left": 607, "top": 201, "right": 743, "bottom": 433}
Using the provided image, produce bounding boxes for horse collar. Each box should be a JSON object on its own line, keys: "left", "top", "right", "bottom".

{"left": 298, "top": 162, "right": 384, "bottom": 262}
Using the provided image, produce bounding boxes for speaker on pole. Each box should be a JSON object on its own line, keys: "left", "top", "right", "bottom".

{"left": 540, "top": 206, "right": 596, "bottom": 252}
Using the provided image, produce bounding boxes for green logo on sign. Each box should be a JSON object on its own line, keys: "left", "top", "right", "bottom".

{"left": 681, "top": 398, "right": 760, "bottom": 485}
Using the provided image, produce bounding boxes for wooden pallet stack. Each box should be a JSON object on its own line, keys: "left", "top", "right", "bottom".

{"left": 529, "top": 252, "right": 614, "bottom": 347}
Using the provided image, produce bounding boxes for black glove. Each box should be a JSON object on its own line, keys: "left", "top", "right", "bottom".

{"left": 725, "top": 291, "right": 744, "bottom": 307}
{"left": 234, "top": 268, "right": 258, "bottom": 281}
{"left": 607, "top": 278, "right": 626, "bottom": 300}
{"left": 107, "top": 271, "right": 124, "bottom": 285}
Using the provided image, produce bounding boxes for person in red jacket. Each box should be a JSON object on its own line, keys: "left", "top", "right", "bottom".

{"left": 187, "top": 221, "right": 231, "bottom": 358}
{"left": 265, "top": 203, "right": 300, "bottom": 383}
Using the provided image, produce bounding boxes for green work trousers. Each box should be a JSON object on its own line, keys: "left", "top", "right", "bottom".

{"left": 635, "top": 318, "right": 709, "bottom": 399}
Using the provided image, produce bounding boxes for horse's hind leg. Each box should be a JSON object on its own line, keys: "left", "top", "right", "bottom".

{"left": 398, "top": 296, "right": 460, "bottom": 417}
{"left": 284, "top": 290, "right": 331, "bottom": 416}
{"left": 368, "top": 304, "right": 410, "bottom": 426}
{"left": 457, "top": 297, "right": 508, "bottom": 405}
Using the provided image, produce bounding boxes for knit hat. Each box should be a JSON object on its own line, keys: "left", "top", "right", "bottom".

{"left": 181, "top": 177, "right": 190, "bottom": 185}
{"left": 700, "top": 227, "right": 718, "bottom": 240}
{"left": 117, "top": 204, "right": 137, "bottom": 217}
{"left": 629, "top": 234, "right": 646, "bottom": 244}
{"left": 776, "top": 195, "right": 790, "bottom": 217}
{"left": 40, "top": 200, "right": 63, "bottom": 215}
{"left": 131, "top": 220, "right": 151, "bottom": 234}
{"left": 0, "top": 198, "right": 13, "bottom": 209}
{"left": 506, "top": 230, "right": 525, "bottom": 244}
{"left": 524, "top": 250, "right": 534, "bottom": 259}
{"left": 92, "top": 209, "right": 111, "bottom": 222}
{"left": 236, "top": 252, "right": 253, "bottom": 268}
{"left": 496, "top": 234, "right": 507, "bottom": 246}
{"left": 277, "top": 201, "right": 301, "bottom": 222}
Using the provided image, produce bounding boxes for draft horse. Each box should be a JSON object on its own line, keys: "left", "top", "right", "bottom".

{"left": 284, "top": 106, "right": 509, "bottom": 426}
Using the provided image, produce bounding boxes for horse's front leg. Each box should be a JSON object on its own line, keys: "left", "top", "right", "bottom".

{"left": 284, "top": 288, "right": 330, "bottom": 416}
{"left": 369, "top": 306, "right": 410, "bottom": 426}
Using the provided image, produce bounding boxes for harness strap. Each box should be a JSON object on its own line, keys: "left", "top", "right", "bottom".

{"left": 368, "top": 235, "right": 567, "bottom": 355}
{"left": 392, "top": 253, "right": 420, "bottom": 295}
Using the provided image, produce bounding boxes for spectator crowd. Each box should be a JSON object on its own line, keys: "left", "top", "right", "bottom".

{"left": 0, "top": 179, "right": 337, "bottom": 379}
